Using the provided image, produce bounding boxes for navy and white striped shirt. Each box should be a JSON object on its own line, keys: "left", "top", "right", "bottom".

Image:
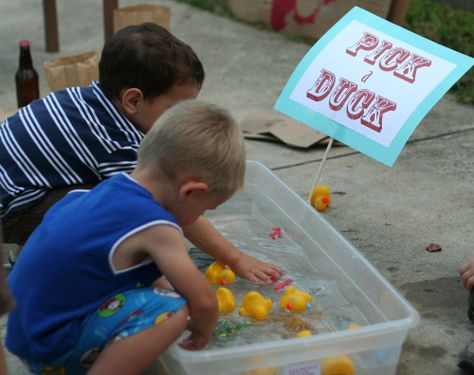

{"left": 0, "top": 81, "right": 144, "bottom": 220}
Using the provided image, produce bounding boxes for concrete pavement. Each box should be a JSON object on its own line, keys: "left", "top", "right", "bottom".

{"left": 1, "top": 0, "right": 473, "bottom": 374}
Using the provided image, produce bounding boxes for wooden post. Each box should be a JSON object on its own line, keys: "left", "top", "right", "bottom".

{"left": 387, "top": 0, "right": 411, "bottom": 26}
{"left": 42, "top": 0, "right": 59, "bottom": 52}
{"left": 103, "top": 0, "right": 119, "bottom": 42}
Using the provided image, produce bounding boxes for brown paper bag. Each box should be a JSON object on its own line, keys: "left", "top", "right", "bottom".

{"left": 43, "top": 51, "right": 99, "bottom": 92}
{"left": 240, "top": 110, "right": 331, "bottom": 148}
{"left": 228, "top": 0, "right": 392, "bottom": 40}
{"left": 113, "top": 4, "right": 171, "bottom": 34}
{"left": 0, "top": 107, "right": 16, "bottom": 122}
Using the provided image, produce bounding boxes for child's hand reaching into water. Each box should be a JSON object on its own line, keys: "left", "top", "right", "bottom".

{"left": 231, "top": 253, "right": 284, "bottom": 284}
{"left": 179, "top": 319, "right": 213, "bottom": 350}
{"left": 460, "top": 256, "right": 474, "bottom": 289}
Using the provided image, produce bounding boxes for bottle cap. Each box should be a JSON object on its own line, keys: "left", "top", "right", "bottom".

{"left": 19, "top": 40, "right": 30, "bottom": 47}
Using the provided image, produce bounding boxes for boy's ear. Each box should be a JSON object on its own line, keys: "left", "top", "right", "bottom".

{"left": 178, "top": 181, "right": 209, "bottom": 202}
{"left": 121, "top": 88, "right": 144, "bottom": 115}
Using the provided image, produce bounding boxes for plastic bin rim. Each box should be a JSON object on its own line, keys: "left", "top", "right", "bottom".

{"left": 170, "top": 160, "right": 420, "bottom": 364}
{"left": 244, "top": 159, "right": 419, "bottom": 321}
{"left": 169, "top": 312, "right": 419, "bottom": 363}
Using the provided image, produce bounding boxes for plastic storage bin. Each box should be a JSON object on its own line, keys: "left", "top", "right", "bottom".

{"left": 160, "top": 160, "right": 419, "bottom": 375}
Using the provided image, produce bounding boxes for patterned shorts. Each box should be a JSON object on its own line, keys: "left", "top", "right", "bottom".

{"left": 27, "top": 287, "right": 187, "bottom": 375}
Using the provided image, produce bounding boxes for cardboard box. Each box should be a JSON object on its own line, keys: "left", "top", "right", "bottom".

{"left": 228, "top": 0, "right": 392, "bottom": 40}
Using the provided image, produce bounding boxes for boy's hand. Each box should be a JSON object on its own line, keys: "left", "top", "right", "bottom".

{"left": 179, "top": 321, "right": 213, "bottom": 350}
{"left": 231, "top": 253, "right": 284, "bottom": 284}
{"left": 183, "top": 216, "right": 284, "bottom": 284}
{"left": 460, "top": 256, "right": 474, "bottom": 289}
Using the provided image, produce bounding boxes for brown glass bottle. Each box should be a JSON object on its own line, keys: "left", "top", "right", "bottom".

{"left": 15, "top": 40, "right": 39, "bottom": 108}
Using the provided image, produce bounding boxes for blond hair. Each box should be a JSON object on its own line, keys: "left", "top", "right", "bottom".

{"left": 138, "top": 100, "right": 246, "bottom": 194}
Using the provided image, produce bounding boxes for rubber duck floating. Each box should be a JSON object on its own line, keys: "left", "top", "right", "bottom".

{"left": 205, "top": 261, "right": 236, "bottom": 286}
{"left": 292, "top": 326, "right": 355, "bottom": 375}
{"left": 239, "top": 291, "right": 273, "bottom": 320}
{"left": 317, "top": 324, "right": 356, "bottom": 375}
{"left": 307, "top": 184, "right": 332, "bottom": 212}
{"left": 321, "top": 355, "right": 355, "bottom": 375}
{"left": 279, "top": 286, "right": 313, "bottom": 313}
{"left": 295, "top": 330, "right": 312, "bottom": 338}
{"left": 216, "top": 287, "right": 236, "bottom": 314}
{"left": 347, "top": 323, "right": 360, "bottom": 330}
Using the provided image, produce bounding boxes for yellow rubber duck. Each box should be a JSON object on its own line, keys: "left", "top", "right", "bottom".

{"left": 347, "top": 323, "right": 360, "bottom": 330}
{"left": 216, "top": 287, "right": 236, "bottom": 314}
{"left": 318, "top": 325, "right": 357, "bottom": 375}
{"left": 307, "top": 184, "right": 331, "bottom": 212}
{"left": 295, "top": 330, "right": 312, "bottom": 338}
{"left": 239, "top": 291, "right": 273, "bottom": 320}
{"left": 219, "top": 268, "right": 236, "bottom": 286}
{"left": 321, "top": 355, "right": 355, "bottom": 375}
{"left": 241, "top": 368, "right": 277, "bottom": 375}
{"left": 279, "top": 286, "right": 313, "bottom": 313}
{"left": 205, "top": 261, "right": 236, "bottom": 286}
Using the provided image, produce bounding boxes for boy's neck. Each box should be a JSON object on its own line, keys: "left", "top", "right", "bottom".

{"left": 130, "top": 168, "right": 172, "bottom": 208}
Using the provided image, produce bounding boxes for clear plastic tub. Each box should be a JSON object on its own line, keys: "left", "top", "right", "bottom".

{"left": 160, "top": 161, "right": 419, "bottom": 375}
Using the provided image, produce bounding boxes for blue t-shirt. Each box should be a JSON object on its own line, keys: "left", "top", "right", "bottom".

{"left": 6, "top": 173, "right": 181, "bottom": 362}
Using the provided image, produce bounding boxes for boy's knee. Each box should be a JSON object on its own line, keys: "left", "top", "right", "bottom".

{"left": 173, "top": 305, "right": 190, "bottom": 330}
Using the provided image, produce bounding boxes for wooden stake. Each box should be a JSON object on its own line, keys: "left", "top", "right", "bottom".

{"left": 307, "top": 137, "right": 334, "bottom": 205}
{"left": 387, "top": 0, "right": 411, "bottom": 26}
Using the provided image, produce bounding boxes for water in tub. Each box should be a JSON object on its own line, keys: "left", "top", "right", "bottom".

{"left": 189, "top": 186, "right": 394, "bottom": 370}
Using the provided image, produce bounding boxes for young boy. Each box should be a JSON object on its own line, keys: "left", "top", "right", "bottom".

{"left": 6, "top": 100, "right": 277, "bottom": 375}
{"left": 1, "top": 22, "right": 203, "bottom": 246}
{"left": 458, "top": 256, "right": 474, "bottom": 374}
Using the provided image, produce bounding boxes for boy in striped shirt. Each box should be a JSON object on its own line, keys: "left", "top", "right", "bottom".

{"left": 1, "top": 22, "right": 281, "bottom": 284}
{"left": 1, "top": 22, "right": 202, "bottom": 245}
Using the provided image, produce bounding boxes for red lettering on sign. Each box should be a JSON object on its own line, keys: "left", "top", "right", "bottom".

{"left": 361, "top": 71, "right": 373, "bottom": 82}
{"left": 394, "top": 54, "right": 432, "bottom": 83}
{"left": 307, "top": 69, "right": 335, "bottom": 101}
{"left": 364, "top": 40, "right": 393, "bottom": 65}
{"left": 361, "top": 96, "right": 397, "bottom": 133}
{"left": 379, "top": 47, "right": 410, "bottom": 71}
{"left": 329, "top": 78, "right": 358, "bottom": 111}
{"left": 306, "top": 69, "right": 396, "bottom": 133}
{"left": 346, "top": 32, "right": 378, "bottom": 57}
{"left": 347, "top": 89, "right": 375, "bottom": 120}
{"left": 347, "top": 32, "right": 432, "bottom": 84}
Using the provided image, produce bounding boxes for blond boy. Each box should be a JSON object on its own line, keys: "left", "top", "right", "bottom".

{"left": 6, "top": 100, "right": 283, "bottom": 375}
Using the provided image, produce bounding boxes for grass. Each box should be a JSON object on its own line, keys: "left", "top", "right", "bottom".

{"left": 177, "top": 0, "right": 473, "bottom": 104}
{"left": 176, "top": 0, "right": 231, "bottom": 15}
{"left": 405, "top": 0, "right": 474, "bottom": 104}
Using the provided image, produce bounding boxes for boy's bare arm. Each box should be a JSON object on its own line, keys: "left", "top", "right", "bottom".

{"left": 183, "top": 216, "right": 284, "bottom": 283}
{"left": 0, "top": 240, "right": 13, "bottom": 375}
{"left": 142, "top": 225, "right": 218, "bottom": 349}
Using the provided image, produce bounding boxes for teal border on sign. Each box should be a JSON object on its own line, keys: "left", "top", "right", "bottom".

{"left": 274, "top": 6, "right": 474, "bottom": 167}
